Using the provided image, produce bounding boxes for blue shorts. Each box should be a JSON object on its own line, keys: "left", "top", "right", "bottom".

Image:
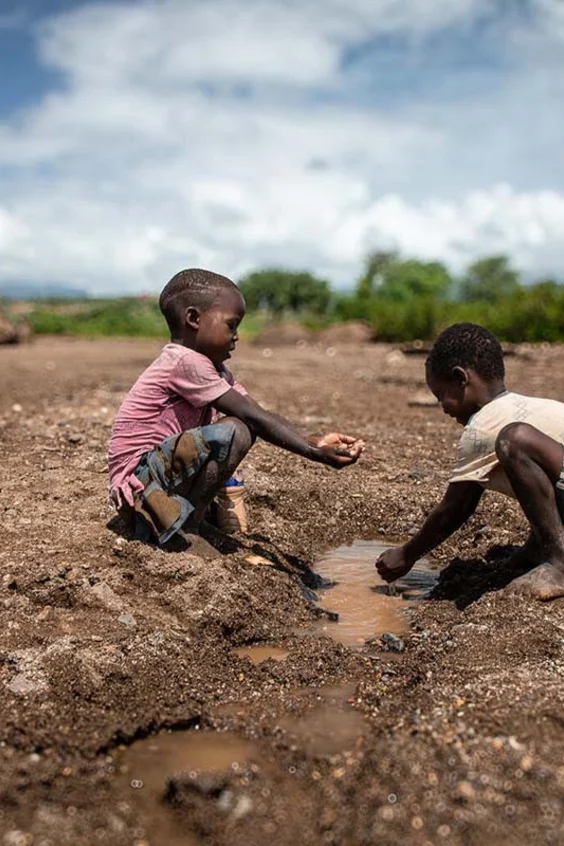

{"left": 132, "top": 421, "right": 236, "bottom": 545}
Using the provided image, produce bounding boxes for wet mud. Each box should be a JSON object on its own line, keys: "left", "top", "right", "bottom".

{"left": 2, "top": 337, "right": 564, "bottom": 844}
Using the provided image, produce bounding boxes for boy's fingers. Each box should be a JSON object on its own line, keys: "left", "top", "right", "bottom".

{"left": 337, "top": 447, "right": 362, "bottom": 462}
{"left": 348, "top": 442, "right": 365, "bottom": 458}
{"left": 322, "top": 442, "right": 364, "bottom": 467}
{"left": 336, "top": 433, "right": 357, "bottom": 444}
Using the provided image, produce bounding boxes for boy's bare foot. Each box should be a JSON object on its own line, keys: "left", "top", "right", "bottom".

{"left": 504, "top": 563, "right": 564, "bottom": 601}
{"left": 504, "top": 533, "right": 543, "bottom": 573}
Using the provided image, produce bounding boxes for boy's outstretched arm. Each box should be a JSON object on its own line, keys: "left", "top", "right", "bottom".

{"left": 214, "top": 389, "right": 364, "bottom": 468}
{"left": 376, "top": 481, "right": 484, "bottom": 582}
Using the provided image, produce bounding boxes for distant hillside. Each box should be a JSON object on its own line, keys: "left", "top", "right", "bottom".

{"left": 0, "top": 282, "right": 88, "bottom": 300}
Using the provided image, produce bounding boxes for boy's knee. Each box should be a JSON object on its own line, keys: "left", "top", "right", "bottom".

{"left": 495, "top": 422, "right": 535, "bottom": 462}
{"left": 223, "top": 417, "right": 254, "bottom": 455}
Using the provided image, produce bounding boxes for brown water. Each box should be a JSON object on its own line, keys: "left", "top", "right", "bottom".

{"left": 235, "top": 645, "right": 290, "bottom": 664}
{"left": 312, "top": 540, "right": 437, "bottom": 647}
{"left": 280, "top": 685, "right": 366, "bottom": 757}
{"left": 115, "top": 729, "right": 259, "bottom": 845}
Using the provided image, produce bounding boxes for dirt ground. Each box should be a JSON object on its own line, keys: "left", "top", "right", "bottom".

{"left": 2, "top": 335, "right": 564, "bottom": 846}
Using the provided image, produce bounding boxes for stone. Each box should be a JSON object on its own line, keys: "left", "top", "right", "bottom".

{"left": 6, "top": 675, "right": 41, "bottom": 695}
{"left": 384, "top": 350, "right": 406, "bottom": 366}
{"left": 379, "top": 632, "right": 405, "bottom": 653}
{"left": 90, "top": 581, "right": 124, "bottom": 611}
{"left": 37, "top": 607, "right": 56, "bottom": 623}
{"left": 454, "top": 780, "right": 476, "bottom": 802}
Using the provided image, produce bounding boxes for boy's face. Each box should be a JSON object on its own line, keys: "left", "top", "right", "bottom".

{"left": 193, "top": 288, "right": 246, "bottom": 366}
{"left": 426, "top": 365, "right": 479, "bottom": 426}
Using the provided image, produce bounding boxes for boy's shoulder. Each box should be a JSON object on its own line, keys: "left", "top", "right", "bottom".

{"left": 461, "top": 392, "right": 564, "bottom": 451}
{"left": 161, "top": 344, "right": 238, "bottom": 392}
{"left": 150, "top": 343, "right": 216, "bottom": 373}
{"left": 465, "top": 391, "right": 519, "bottom": 429}
{"left": 133, "top": 344, "right": 222, "bottom": 395}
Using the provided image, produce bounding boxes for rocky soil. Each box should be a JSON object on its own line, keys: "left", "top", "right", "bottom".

{"left": 1, "top": 336, "right": 564, "bottom": 845}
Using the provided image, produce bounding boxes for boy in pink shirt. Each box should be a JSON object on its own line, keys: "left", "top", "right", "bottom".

{"left": 109, "top": 268, "right": 364, "bottom": 547}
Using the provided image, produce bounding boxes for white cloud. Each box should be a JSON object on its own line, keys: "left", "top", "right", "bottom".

{"left": 0, "top": 0, "right": 563, "bottom": 293}
{"left": 357, "top": 186, "right": 564, "bottom": 276}
{"left": 37, "top": 0, "right": 492, "bottom": 88}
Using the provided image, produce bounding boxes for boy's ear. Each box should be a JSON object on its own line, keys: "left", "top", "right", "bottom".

{"left": 185, "top": 306, "right": 200, "bottom": 330}
{"left": 452, "top": 365, "right": 470, "bottom": 386}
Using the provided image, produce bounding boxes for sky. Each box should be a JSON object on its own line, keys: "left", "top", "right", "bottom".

{"left": 0, "top": 0, "right": 563, "bottom": 295}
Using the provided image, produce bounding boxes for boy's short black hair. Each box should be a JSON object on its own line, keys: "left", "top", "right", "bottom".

{"left": 159, "top": 268, "right": 240, "bottom": 332}
{"left": 426, "top": 323, "right": 505, "bottom": 382}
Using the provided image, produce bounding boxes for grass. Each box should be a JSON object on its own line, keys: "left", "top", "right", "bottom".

{"left": 18, "top": 298, "right": 268, "bottom": 341}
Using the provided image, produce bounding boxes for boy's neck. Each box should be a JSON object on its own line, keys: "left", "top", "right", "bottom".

{"left": 474, "top": 378, "right": 507, "bottom": 410}
{"left": 170, "top": 333, "right": 194, "bottom": 348}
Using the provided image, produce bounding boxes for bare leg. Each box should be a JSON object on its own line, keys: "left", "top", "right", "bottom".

{"left": 182, "top": 417, "right": 253, "bottom": 530}
{"left": 495, "top": 423, "right": 564, "bottom": 600}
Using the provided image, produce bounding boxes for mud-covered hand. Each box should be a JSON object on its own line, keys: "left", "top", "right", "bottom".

{"left": 309, "top": 432, "right": 365, "bottom": 468}
{"left": 376, "top": 546, "right": 415, "bottom": 583}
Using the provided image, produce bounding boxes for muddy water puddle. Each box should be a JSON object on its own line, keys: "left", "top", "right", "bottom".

{"left": 115, "top": 696, "right": 366, "bottom": 842}
{"left": 235, "top": 645, "right": 290, "bottom": 664}
{"left": 115, "top": 729, "right": 260, "bottom": 845}
{"left": 312, "top": 540, "right": 438, "bottom": 647}
{"left": 280, "top": 684, "right": 366, "bottom": 756}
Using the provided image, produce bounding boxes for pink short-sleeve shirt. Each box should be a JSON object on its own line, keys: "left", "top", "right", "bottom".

{"left": 108, "top": 343, "right": 247, "bottom": 507}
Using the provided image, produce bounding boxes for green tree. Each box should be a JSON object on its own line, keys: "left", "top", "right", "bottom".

{"left": 355, "top": 252, "right": 452, "bottom": 303}
{"left": 355, "top": 251, "right": 396, "bottom": 299}
{"left": 238, "top": 269, "right": 331, "bottom": 316}
{"left": 459, "top": 255, "right": 520, "bottom": 303}
{"left": 377, "top": 259, "right": 452, "bottom": 302}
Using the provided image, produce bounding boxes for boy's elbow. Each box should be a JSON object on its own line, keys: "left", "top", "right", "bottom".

{"left": 236, "top": 409, "right": 267, "bottom": 441}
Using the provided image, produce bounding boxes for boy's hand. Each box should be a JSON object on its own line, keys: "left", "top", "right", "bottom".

{"left": 376, "top": 546, "right": 415, "bottom": 583}
{"left": 309, "top": 432, "right": 365, "bottom": 468}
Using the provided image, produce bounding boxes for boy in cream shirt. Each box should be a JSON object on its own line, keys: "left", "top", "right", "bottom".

{"left": 377, "top": 323, "right": 564, "bottom": 600}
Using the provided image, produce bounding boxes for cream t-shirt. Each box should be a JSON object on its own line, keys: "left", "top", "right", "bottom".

{"left": 451, "top": 392, "right": 564, "bottom": 497}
